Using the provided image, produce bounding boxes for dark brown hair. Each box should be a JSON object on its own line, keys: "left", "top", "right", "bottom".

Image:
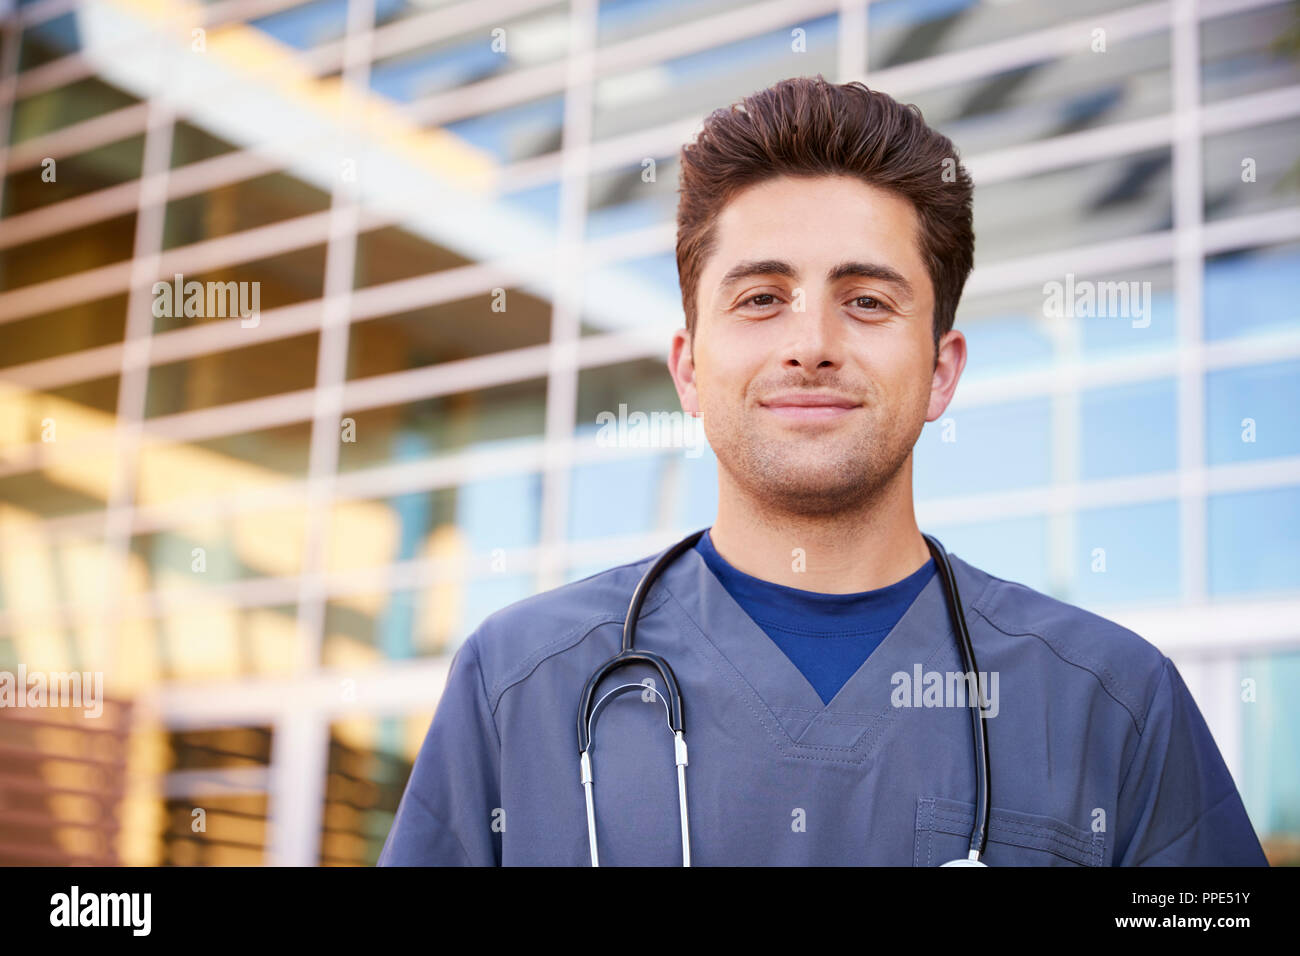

{"left": 676, "top": 75, "right": 974, "bottom": 352}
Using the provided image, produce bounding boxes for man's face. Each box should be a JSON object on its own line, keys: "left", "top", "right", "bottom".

{"left": 669, "top": 174, "right": 965, "bottom": 515}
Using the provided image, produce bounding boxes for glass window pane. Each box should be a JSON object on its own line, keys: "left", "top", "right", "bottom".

{"left": 1201, "top": 0, "right": 1300, "bottom": 104}
{"left": 0, "top": 464, "right": 116, "bottom": 523}
{"left": 0, "top": 294, "right": 128, "bottom": 368}
{"left": 1203, "top": 242, "right": 1300, "bottom": 342}
{"left": 440, "top": 90, "right": 565, "bottom": 164}
{"left": 0, "top": 213, "right": 136, "bottom": 291}
{"left": 327, "top": 476, "right": 542, "bottom": 577}
{"left": 1203, "top": 116, "right": 1300, "bottom": 223}
{"left": 249, "top": 0, "right": 352, "bottom": 51}
{"left": 580, "top": 252, "right": 681, "bottom": 336}
{"left": 1073, "top": 499, "right": 1180, "bottom": 604}
{"left": 352, "top": 224, "right": 473, "bottom": 290}
{"left": 597, "top": 0, "right": 755, "bottom": 46}
{"left": 591, "top": 15, "right": 838, "bottom": 143}
{"left": 497, "top": 179, "right": 561, "bottom": 246}
{"left": 151, "top": 245, "right": 327, "bottom": 332}
{"left": 336, "top": 378, "right": 548, "bottom": 473}
{"left": 145, "top": 604, "right": 300, "bottom": 681}
{"left": 135, "top": 421, "right": 314, "bottom": 506}
{"left": 370, "top": 2, "right": 568, "bottom": 99}
{"left": 585, "top": 153, "right": 679, "bottom": 238}
{"left": 18, "top": 13, "right": 82, "bottom": 71}
{"left": 170, "top": 120, "right": 239, "bottom": 169}
{"left": 1081, "top": 377, "right": 1178, "bottom": 480}
{"left": 1077, "top": 262, "right": 1176, "bottom": 356}
{"left": 8, "top": 78, "right": 139, "bottom": 145}
{"left": 1239, "top": 649, "right": 1300, "bottom": 848}
{"left": 973, "top": 147, "right": 1172, "bottom": 265}
{"left": 144, "top": 333, "right": 319, "bottom": 417}
{"left": 575, "top": 358, "right": 680, "bottom": 432}
{"left": 2, "top": 135, "right": 144, "bottom": 217}
{"left": 162, "top": 172, "right": 332, "bottom": 248}
{"left": 319, "top": 715, "right": 427, "bottom": 866}
{"left": 1205, "top": 359, "right": 1300, "bottom": 465}
{"left": 910, "top": 29, "right": 1171, "bottom": 155}
{"left": 569, "top": 454, "right": 665, "bottom": 540}
{"left": 0, "top": 533, "right": 112, "bottom": 646}
{"left": 868, "top": 0, "right": 1134, "bottom": 71}
{"left": 10, "top": 373, "right": 121, "bottom": 428}
{"left": 333, "top": 574, "right": 537, "bottom": 654}
{"left": 955, "top": 287, "right": 1055, "bottom": 379}
{"left": 128, "top": 506, "right": 308, "bottom": 590}
{"left": 915, "top": 396, "right": 1053, "bottom": 497}
{"left": 347, "top": 286, "right": 552, "bottom": 379}
{"left": 671, "top": 443, "right": 719, "bottom": 529}
{"left": 1208, "top": 485, "right": 1300, "bottom": 595}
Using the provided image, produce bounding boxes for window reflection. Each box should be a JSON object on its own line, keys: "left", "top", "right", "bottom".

{"left": 170, "top": 121, "right": 239, "bottom": 169}
{"left": 347, "top": 287, "right": 552, "bottom": 378}
{"left": 591, "top": 15, "right": 837, "bottom": 142}
{"left": 441, "top": 90, "right": 566, "bottom": 164}
{"left": 0, "top": 212, "right": 136, "bottom": 290}
{"left": 2, "top": 135, "right": 144, "bottom": 217}
{"left": 1203, "top": 116, "right": 1300, "bottom": 222}
{"left": 128, "top": 507, "right": 308, "bottom": 589}
{"left": 973, "top": 147, "right": 1172, "bottom": 264}
{"left": 135, "top": 420, "right": 313, "bottom": 507}
{"left": 585, "top": 154, "right": 679, "bottom": 238}
{"left": 908, "top": 30, "right": 1171, "bottom": 155}
{"left": 352, "top": 224, "right": 473, "bottom": 289}
{"left": 868, "top": 0, "right": 1134, "bottom": 71}
{"left": 8, "top": 78, "right": 139, "bottom": 144}
{"left": 1201, "top": 1, "right": 1300, "bottom": 104}
{"left": 369, "top": 2, "right": 568, "bottom": 101}
{"left": 0, "top": 294, "right": 128, "bottom": 368}
{"left": 1204, "top": 242, "right": 1300, "bottom": 341}
{"left": 144, "top": 332, "right": 320, "bottom": 417}
{"left": 336, "top": 377, "right": 548, "bottom": 473}
{"left": 1073, "top": 500, "right": 1181, "bottom": 603}
{"left": 150, "top": 245, "right": 327, "bottom": 333}
{"left": 162, "top": 172, "right": 332, "bottom": 248}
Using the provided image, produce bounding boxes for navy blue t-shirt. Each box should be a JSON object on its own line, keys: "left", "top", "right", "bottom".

{"left": 694, "top": 529, "right": 935, "bottom": 706}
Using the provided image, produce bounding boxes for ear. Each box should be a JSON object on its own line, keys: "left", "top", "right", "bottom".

{"left": 926, "top": 328, "right": 966, "bottom": 422}
{"left": 668, "top": 327, "right": 700, "bottom": 417}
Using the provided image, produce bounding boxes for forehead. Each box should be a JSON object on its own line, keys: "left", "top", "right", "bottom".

{"left": 705, "top": 175, "right": 927, "bottom": 279}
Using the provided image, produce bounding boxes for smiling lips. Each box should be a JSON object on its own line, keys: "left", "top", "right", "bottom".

{"left": 759, "top": 392, "right": 861, "bottom": 422}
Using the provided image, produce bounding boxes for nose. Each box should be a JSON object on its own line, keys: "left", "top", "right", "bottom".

{"left": 782, "top": 296, "right": 844, "bottom": 371}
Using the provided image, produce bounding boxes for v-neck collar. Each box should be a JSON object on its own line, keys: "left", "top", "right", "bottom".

{"left": 655, "top": 542, "right": 995, "bottom": 761}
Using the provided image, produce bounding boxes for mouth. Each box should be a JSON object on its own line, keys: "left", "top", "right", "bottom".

{"left": 759, "top": 393, "right": 861, "bottom": 422}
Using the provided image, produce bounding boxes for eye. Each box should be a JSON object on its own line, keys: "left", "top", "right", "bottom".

{"left": 739, "top": 293, "right": 781, "bottom": 308}
{"left": 853, "top": 295, "right": 887, "bottom": 311}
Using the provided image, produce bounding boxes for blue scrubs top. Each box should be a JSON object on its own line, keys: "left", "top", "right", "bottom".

{"left": 378, "top": 534, "right": 1269, "bottom": 866}
{"left": 693, "top": 529, "right": 935, "bottom": 705}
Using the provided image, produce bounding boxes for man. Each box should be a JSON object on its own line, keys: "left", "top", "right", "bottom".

{"left": 378, "top": 76, "right": 1268, "bottom": 866}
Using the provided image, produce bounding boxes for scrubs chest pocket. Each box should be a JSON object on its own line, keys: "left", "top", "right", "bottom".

{"left": 914, "top": 796, "right": 1105, "bottom": 867}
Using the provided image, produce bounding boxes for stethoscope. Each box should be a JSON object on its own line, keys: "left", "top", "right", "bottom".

{"left": 577, "top": 528, "right": 992, "bottom": 866}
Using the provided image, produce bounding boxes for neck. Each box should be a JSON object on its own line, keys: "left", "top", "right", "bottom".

{"left": 708, "top": 457, "right": 931, "bottom": 593}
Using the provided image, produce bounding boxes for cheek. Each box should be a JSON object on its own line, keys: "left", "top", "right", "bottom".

{"left": 695, "top": 340, "right": 758, "bottom": 407}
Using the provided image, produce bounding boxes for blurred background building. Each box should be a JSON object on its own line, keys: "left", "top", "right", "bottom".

{"left": 0, "top": 0, "right": 1297, "bottom": 865}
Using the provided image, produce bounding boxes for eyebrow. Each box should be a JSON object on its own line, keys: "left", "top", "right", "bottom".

{"left": 719, "top": 259, "right": 915, "bottom": 302}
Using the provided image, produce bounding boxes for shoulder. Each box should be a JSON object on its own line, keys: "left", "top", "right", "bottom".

{"left": 952, "top": 555, "right": 1169, "bottom": 735}
{"left": 457, "top": 548, "right": 665, "bottom": 699}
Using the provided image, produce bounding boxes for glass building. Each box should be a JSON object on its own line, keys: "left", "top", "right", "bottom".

{"left": 0, "top": 0, "right": 1297, "bottom": 864}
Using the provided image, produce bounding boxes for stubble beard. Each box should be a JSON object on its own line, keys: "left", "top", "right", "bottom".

{"left": 708, "top": 406, "right": 919, "bottom": 519}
